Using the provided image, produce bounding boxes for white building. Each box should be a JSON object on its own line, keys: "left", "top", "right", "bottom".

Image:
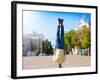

{"left": 77, "top": 15, "right": 90, "bottom": 31}
{"left": 23, "top": 33, "right": 44, "bottom": 56}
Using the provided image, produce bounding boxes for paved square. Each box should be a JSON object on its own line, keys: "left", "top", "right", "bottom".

{"left": 22, "top": 55, "right": 90, "bottom": 69}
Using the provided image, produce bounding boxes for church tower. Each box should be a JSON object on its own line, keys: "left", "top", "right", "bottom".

{"left": 78, "top": 15, "right": 90, "bottom": 30}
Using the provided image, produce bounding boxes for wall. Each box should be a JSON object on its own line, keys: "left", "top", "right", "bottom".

{"left": 0, "top": 0, "right": 99, "bottom": 80}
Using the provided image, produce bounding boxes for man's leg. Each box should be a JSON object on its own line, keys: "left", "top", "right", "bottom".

{"left": 56, "top": 26, "right": 61, "bottom": 48}
{"left": 61, "top": 25, "right": 64, "bottom": 49}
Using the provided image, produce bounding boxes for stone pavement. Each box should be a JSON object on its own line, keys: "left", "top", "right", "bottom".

{"left": 22, "top": 55, "right": 90, "bottom": 69}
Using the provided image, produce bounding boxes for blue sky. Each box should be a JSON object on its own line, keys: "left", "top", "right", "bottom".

{"left": 23, "top": 10, "right": 91, "bottom": 48}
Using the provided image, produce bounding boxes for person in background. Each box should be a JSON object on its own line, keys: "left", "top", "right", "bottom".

{"left": 53, "top": 18, "right": 66, "bottom": 68}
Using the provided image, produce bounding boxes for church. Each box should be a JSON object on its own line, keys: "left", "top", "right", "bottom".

{"left": 72, "top": 15, "right": 90, "bottom": 55}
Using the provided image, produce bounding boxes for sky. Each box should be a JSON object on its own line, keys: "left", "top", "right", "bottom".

{"left": 23, "top": 10, "right": 91, "bottom": 48}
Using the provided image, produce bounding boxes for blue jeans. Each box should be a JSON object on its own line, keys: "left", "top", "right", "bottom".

{"left": 56, "top": 25, "right": 64, "bottom": 49}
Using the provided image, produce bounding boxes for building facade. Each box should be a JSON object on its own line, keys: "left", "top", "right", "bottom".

{"left": 23, "top": 33, "right": 44, "bottom": 56}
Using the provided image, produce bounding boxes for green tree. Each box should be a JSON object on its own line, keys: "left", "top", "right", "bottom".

{"left": 80, "top": 26, "right": 90, "bottom": 49}
{"left": 64, "top": 30, "right": 76, "bottom": 50}
{"left": 71, "top": 30, "right": 82, "bottom": 48}
{"left": 64, "top": 26, "right": 90, "bottom": 49}
{"left": 42, "top": 39, "right": 53, "bottom": 55}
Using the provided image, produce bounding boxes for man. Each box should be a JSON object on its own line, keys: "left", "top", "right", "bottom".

{"left": 53, "top": 18, "right": 65, "bottom": 68}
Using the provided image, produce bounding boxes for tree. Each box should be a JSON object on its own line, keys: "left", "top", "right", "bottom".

{"left": 64, "top": 29, "right": 76, "bottom": 54}
{"left": 80, "top": 26, "right": 90, "bottom": 49}
{"left": 71, "top": 31, "right": 81, "bottom": 48}
{"left": 64, "top": 26, "right": 90, "bottom": 49}
{"left": 42, "top": 39, "right": 53, "bottom": 55}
